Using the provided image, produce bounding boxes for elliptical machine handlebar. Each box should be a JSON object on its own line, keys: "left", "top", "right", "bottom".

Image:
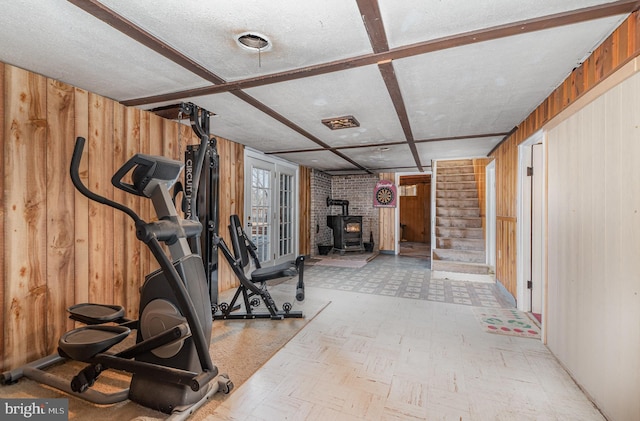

{"left": 71, "top": 137, "right": 202, "bottom": 244}
{"left": 111, "top": 153, "right": 183, "bottom": 198}
{"left": 71, "top": 137, "right": 142, "bottom": 225}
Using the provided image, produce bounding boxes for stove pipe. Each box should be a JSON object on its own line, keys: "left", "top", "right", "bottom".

{"left": 326, "top": 197, "right": 349, "bottom": 215}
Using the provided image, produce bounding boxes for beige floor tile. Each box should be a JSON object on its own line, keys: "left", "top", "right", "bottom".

{"left": 210, "top": 276, "right": 605, "bottom": 421}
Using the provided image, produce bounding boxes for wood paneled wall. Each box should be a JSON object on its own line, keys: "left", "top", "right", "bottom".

{"left": 489, "top": 11, "right": 640, "bottom": 298}
{"left": 378, "top": 173, "right": 396, "bottom": 251}
{"left": 472, "top": 158, "right": 491, "bottom": 223}
{"left": 0, "top": 63, "right": 245, "bottom": 371}
{"left": 216, "top": 135, "right": 245, "bottom": 292}
{"left": 472, "top": 158, "right": 492, "bottom": 242}
{"left": 298, "top": 167, "right": 312, "bottom": 256}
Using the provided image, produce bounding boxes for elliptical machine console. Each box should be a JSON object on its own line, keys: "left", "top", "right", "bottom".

{"left": 2, "top": 137, "right": 232, "bottom": 419}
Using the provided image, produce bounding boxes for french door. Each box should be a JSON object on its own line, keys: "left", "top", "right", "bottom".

{"left": 245, "top": 154, "right": 298, "bottom": 267}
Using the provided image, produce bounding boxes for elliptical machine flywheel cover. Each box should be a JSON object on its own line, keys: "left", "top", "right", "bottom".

{"left": 139, "top": 299, "right": 190, "bottom": 359}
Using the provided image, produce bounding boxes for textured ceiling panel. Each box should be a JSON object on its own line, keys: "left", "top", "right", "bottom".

{"left": 270, "top": 150, "right": 360, "bottom": 171}
{"left": 173, "top": 93, "right": 323, "bottom": 152}
{"left": 244, "top": 65, "right": 406, "bottom": 148}
{"left": 415, "top": 137, "right": 504, "bottom": 163}
{"left": 0, "top": 0, "right": 210, "bottom": 101}
{"left": 393, "top": 17, "right": 625, "bottom": 140}
{"left": 99, "top": 0, "right": 374, "bottom": 81}
{"left": 340, "top": 143, "right": 416, "bottom": 171}
{"left": 379, "top": 0, "right": 623, "bottom": 48}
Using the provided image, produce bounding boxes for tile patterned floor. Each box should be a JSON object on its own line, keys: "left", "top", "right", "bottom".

{"left": 211, "top": 284, "right": 605, "bottom": 421}
{"left": 306, "top": 255, "right": 512, "bottom": 308}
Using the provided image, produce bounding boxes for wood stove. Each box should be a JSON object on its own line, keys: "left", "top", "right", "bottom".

{"left": 326, "top": 197, "right": 364, "bottom": 253}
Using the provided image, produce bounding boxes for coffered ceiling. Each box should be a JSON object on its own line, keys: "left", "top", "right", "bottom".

{"left": 0, "top": 1, "right": 636, "bottom": 174}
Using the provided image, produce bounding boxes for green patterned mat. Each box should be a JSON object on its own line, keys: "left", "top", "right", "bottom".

{"left": 473, "top": 307, "right": 541, "bottom": 339}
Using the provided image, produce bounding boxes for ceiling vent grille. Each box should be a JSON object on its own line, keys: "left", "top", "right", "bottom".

{"left": 321, "top": 115, "right": 360, "bottom": 130}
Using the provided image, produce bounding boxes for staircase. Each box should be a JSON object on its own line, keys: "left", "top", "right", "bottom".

{"left": 431, "top": 159, "right": 493, "bottom": 282}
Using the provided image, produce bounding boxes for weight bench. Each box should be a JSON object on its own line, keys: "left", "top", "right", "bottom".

{"left": 214, "top": 215, "right": 305, "bottom": 320}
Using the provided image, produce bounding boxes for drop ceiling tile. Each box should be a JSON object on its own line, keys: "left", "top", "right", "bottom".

{"left": 340, "top": 143, "right": 416, "bottom": 171}
{"left": 415, "top": 137, "right": 504, "bottom": 163}
{"left": 394, "top": 17, "right": 625, "bottom": 140}
{"left": 379, "top": 0, "right": 627, "bottom": 48}
{"left": 244, "top": 65, "right": 406, "bottom": 147}
{"left": 194, "top": 93, "right": 324, "bottom": 152}
{"left": 145, "top": 92, "right": 323, "bottom": 152}
{"left": 0, "top": 0, "right": 210, "bottom": 101}
{"left": 271, "top": 150, "right": 361, "bottom": 171}
{"left": 99, "top": 0, "right": 373, "bottom": 81}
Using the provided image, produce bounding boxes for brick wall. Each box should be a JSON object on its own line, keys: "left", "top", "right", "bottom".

{"left": 310, "top": 170, "right": 332, "bottom": 253}
{"left": 331, "top": 174, "right": 379, "bottom": 247}
{"left": 310, "top": 170, "right": 380, "bottom": 256}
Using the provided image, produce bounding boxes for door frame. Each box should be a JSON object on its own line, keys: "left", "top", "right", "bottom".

{"left": 244, "top": 148, "right": 300, "bottom": 267}
{"left": 486, "top": 160, "right": 497, "bottom": 271}
{"left": 394, "top": 170, "right": 432, "bottom": 255}
{"left": 516, "top": 129, "right": 546, "bottom": 322}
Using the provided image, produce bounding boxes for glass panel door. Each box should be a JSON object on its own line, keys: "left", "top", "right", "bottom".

{"left": 245, "top": 154, "right": 298, "bottom": 267}
{"left": 278, "top": 171, "right": 294, "bottom": 261}
{"left": 248, "top": 160, "right": 274, "bottom": 265}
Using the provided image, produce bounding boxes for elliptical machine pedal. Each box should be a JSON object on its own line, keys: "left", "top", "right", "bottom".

{"left": 66, "top": 303, "right": 128, "bottom": 325}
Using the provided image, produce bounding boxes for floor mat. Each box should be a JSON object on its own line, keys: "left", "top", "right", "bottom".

{"left": 473, "top": 307, "right": 541, "bottom": 339}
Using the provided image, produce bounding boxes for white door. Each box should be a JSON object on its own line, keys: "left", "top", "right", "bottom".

{"left": 517, "top": 130, "right": 546, "bottom": 315}
{"left": 245, "top": 155, "right": 298, "bottom": 267}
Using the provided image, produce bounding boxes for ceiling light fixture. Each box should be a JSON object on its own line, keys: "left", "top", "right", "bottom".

{"left": 321, "top": 115, "right": 360, "bottom": 130}
{"left": 237, "top": 33, "right": 270, "bottom": 50}
{"left": 236, "top": 32, "right": 271, "bottom": 68}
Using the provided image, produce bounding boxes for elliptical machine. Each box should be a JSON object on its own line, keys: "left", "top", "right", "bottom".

{"left": 1, "top": 137, "right": 232, "bottom": 418}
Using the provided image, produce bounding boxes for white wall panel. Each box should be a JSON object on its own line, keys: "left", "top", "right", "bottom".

{"left": 546, "top": 71, "right": 640, "bottom": 421}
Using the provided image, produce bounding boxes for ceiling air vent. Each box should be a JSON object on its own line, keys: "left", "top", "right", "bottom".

{"left": 321, "top": 115, "right": 360, "bottom": 130}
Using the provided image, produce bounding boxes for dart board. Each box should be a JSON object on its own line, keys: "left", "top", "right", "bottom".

{"left": 373, "top": 180, "right": 397, "bottom": 208}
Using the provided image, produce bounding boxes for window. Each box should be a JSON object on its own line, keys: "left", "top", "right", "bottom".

{"left": 400, "top": 185, "right": 417, "bottom": 196}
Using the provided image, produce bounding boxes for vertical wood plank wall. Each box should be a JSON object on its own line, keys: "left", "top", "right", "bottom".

{"left": 298, "top": 167, "right": 312, "bottom": 256}
{"left": 4, "top": 67, "right": 48, "bottom": 363}
{"left": 378, "top": 173, "right": 396, "bottom": 251}
{"left": 489, "top": 11, "right": 640, "bottom": 298}
{"left": 472, "top": 158, "right": 491, "bottom": 237}
{"left": 217, "top": 135, "right": 245, "bottom": 292}
{"left": 46, "top": 80, "right": 76, "bottom": 342}
{"left": 0, "top": 63, "right": 246, "bottom": 370}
